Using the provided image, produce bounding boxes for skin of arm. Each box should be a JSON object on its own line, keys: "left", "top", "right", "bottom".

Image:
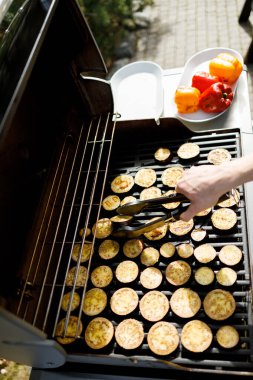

{"left": 175, "top": 153, "right": 253, "bottom": 221}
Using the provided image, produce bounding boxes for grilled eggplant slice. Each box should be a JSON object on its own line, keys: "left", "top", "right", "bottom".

{"left": 120, "top": 195, "right": 137, "bottom": 206}
{"left": 144, "top": 217, "right": 168, "bottom": 240}
{"left": 135, "top": 168, "right": 156, "bottom": 188}
{"left": 140, "top": 267, "right": 163, "bottom": 289}
{"left": 217, "top": 189, "right": 240, "bottom": 208}
{"left": 218, "top": 244, "right": 243, "bottom": 266}
{"left": 211, "top": 207, "right": 237, "bottom": 231}
{"left": 140, "top": 186, "right": 162, "bottom": 200}
{"left": 177, "top": 142, "right": 200, "bottom": 161}
{"left": 115, "top": 319, "right": 144, "bottom": 350}
{"left": 110, "top": 215, "right": 133, "bottom": 225}
{"left": 123, "top": 238, "right": 144, "bottom": 258}
{"left": 71, "top": 242, "right": 92, "bottom": 263}
{"left": 85, "top": 317, "right": 114, "bottom": 349}
{"left": 170, "top": 288, "right": 201, "bottom": 318}
{"left": 161, "top": 166, "right": 185, "bottom": 187}
{"left": 160, "top": 242, "right": 176, "bottom": 258}
{"left": 194, "top": 243, "right": 216, "bottom": 264}
{"left": 177, "top": 243, "right": 194, "bottom": 259}
{"left": 191, "top": 227, "right": 207, "bottom": 243}
{"left": 92, "top": 218, "right": 113, "bottom": 239}
{"left": 207, "top": 148, "right": 231, "bottom": 165}
{"left": 203, "top": 289, "right": 236, "bottom": 320}
{"left": 154, "top": 147, "right": 173, "bottom": 164}
{"left": 102, "top": 194, "right": 121, "bottom": 211}
{"left": 147, "top": 321, "right": 179, "bottom": 355}
{"left": 194, "top": 266, "right": 215, "bottom": 286}
{"left": 169, "top": 219, "right": 194, "bottom": 236}
{"left": 56, "top": 316, "right": 83, "bottom": 345}
{"left": 83, "top": 288, "right": 107, "bottom": 316}
{"left": 115, "top": 260, "right": 139, "bottom": 283}
{"left": 110, "top": 287, "right": 139, "bottom": 316}
{"left": 216, "top": 267, "right": 237, "bottom": 286}
{"left": 66, "top": 266, "right": 88, "bottom": 287}
{"left": 98, "top": 239, "right": 120, "bottom": 260}
{"left": 181, "top": 320, "right": 213, "bottom": 352}
{"left": 216, "top": 325, "right": 240, "bottom": 349}
{"left": 165, "top": 260, "right": 191, "bottom": 286}
{"left": 195, "top": 207, "right": 212, "bottom": 217}
{"left": 139, "top": 290, "right": 169, "bottom": 322}
{"left": 140, "top": 246, "right": 160, "bottom": 267}
{"left": 111, "top": 174, "right": 134, "bottom": 193}
{"left": 162, "top": 189, "right": 181, "bottom": 210}
{"left": 61, "top": 292, "right": 80, "bottom": 312}
{"left": 90, "top": 265, "right": 113, "bottom": 288}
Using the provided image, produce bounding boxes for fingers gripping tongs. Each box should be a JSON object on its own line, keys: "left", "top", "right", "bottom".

{"left": 112, "top": 191, "right": 236, "bottom": 238}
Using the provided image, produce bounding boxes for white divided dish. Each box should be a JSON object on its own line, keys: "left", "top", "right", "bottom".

{"left": 173, "top": 47, "right": 244, "bottom": 123}
{"left": 110, "top": 61, "right": 164, "bottom": 123}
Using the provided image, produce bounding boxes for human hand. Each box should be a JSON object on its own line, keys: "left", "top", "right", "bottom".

{"left": 175, "top": 164, "right": 231, "bottom": 221}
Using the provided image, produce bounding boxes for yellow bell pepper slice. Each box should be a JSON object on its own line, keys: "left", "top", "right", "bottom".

{"left": 209, "top": 53, "right": 243, "bottom": 84}
{"left": 174, "top": 86, "right": 200, "bottom": 113}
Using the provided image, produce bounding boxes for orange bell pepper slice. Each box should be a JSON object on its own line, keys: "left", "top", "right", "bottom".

{"left": 209, "top": 53, "right": 243, "bottom": 84}
{"left": 174, "top": 86, "right": 200, "bottom": 113}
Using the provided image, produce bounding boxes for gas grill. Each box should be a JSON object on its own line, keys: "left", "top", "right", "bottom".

{"left": 1, "top": 1, "right": 253, "bottom": 379}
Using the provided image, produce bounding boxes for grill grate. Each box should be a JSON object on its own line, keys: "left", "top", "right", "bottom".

{"left": 16, "top": 117, "right": 253, "bottom": 374}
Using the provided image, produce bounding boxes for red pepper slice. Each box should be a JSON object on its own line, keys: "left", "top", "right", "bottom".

{"left": 199, "top": 82, "right": 233, "bottom": 113}
{"left": 192, "top": 71, "right": 220, "bottom": 93}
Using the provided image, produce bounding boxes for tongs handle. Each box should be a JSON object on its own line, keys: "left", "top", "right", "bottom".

{"left": 117, "top": 190, "right": 237, "bottom": 216}
{"left": 112, "top": 207, "right": 184, "bottom": 238}
{"left": 117, "top": 193, "right": 188, "bottom": 216}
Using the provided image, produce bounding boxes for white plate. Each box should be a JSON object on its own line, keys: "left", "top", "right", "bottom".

{"left": 173, "top": 47, "right": 244, "bottom": 123}
{"left": 110, "top": 61, "right": 164, "bottom": 123}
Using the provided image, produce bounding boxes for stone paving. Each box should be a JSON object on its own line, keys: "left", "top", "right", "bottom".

{"left": 132, "top": 0, "right": 253, "bottom": 115}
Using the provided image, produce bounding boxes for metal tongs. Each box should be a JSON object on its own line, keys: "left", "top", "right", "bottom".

{"left": 112, "top": 190, "right": 238, "bottom": 238}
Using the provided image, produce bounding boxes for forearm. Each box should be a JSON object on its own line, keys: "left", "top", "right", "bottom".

{"left": 224, "top": 153, "right": 253, "bottom": 189}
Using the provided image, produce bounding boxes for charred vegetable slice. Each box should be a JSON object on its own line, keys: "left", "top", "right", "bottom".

{"left": 140, "top": 247, "right": 160, "bottom": 267}
{"left": 140, "top": 267, "right": 163, "bottom": 289}
{"left": 139, "top": 291, "right": 169, "bottom": 322}
{"left": 102, "top": 194, "right": 121, "bottom": 210}
{"left": 161, "top": 166, "right": 185, "bottom": 187}
{"left": 177, "top": 142, "right": 200, "bottom": 160}
{"left": 98, "top": 239, "right": 120, "bottom": 260}
{"left": 170, "top": 288, "right": 201, "bottom": 318}
{"left": 181, "top": 320, "right": 212, "bottom": 352}
{"left": 216, "top": 267, "right": 237, "bottom": 286}
{"left": 218, "top": 244, "right": 243, "bottom": 266}
{"left": 216, "top": 325, "right": 240, "bottom": 349}
{"left": 135, "top": 168, "right": 156, "bottom": 188}
{"left": 110, "top": 288, "right": 138, "bottom": 316}
{"left": 56, "top": 316, "right": 83, "bottom": 345}
{"left": 154, "top": 147, "right": 173, "bottom": 164}
{"left": 203, "top": 289, "right": 236, "bottom": 320}
{"left": 111, "top": 174, "right": 134, "bottom": 193}
{"left": 211, "top": 207, "right": 237, "bottom": 231}
{"left": 123, "top": 238, "right": 144, "bottom": 258}
{"left": 207, "top": 148, "right": 231, "bottom": 165}
{"left": 115, "top": 260, "right": 139, "bottom": 283}
{"left": 194, "top": 266, "right": 215, "bottom": 286}
{"left": 83, "top": 288, "right": 107, "bottom": 316}
{"left": 165, "top": 260, "right": 191, "bottom": 286}
{"left": 194, "top": 243, "right": 216, "bottom": 263}
{"left": 115, "top": 319, "right": 144, "bottom": 350}
{"left": 177, "top": 243, "right": 194, "bottom": 258}
{"left": 85, "top": 317, "right": 114, "bottom": 349}
{"left": 140, "top": 186, "right": 162, "bottom": 200}
{"left": 147, "top": 322, "right": 179, "bottom": 355}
